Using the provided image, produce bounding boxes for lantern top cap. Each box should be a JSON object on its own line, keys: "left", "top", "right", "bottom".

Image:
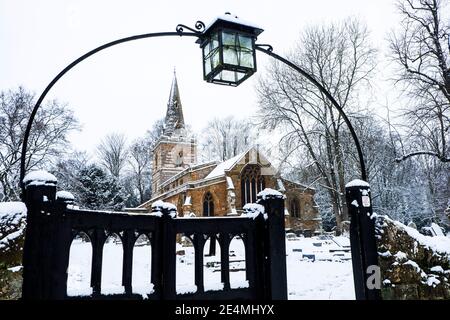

{"left": 203, "top": 12, "right": 264, "bottom": 36}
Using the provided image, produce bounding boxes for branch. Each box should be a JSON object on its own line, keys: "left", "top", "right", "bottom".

{"left": 395, "top": 151, "right": 450, "bottom": 163}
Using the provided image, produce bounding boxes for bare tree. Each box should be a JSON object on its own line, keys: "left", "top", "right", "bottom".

{"left": 0, "top": 87, "right": 79, "bottom": 201}
{"left": 128, "top": 139, "right": 151, "bottom": 204}
{"left": 389, "top": 0, "right": 450, "bottom": 163}
{"left": 127, "top": 119, "right": 164, "bottom": 204}
{"left": 97, "top": 133, "right": 128, "bottom": 178}
{"left": 200, "top": 116, "right": 253, "bottom": 162}
{"left": 257, "top": 18, "right": 377, "bottom": 234}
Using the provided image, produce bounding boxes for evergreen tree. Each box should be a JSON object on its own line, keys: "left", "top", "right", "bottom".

{"left": 75, "top": 164, "right": 126, "bottom": 211}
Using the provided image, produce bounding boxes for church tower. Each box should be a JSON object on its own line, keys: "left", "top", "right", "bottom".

{"left": 151, "top": 71, "right": 197, "bottom": 197}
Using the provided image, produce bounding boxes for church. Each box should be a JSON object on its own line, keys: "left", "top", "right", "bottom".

{"left": 138, "top": 73, "right": 322, "bottom": 236}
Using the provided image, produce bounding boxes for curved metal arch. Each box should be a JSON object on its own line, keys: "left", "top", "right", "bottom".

{"left": 19, "top": 30, "right": 202, "bottom": 194}
{"left": 255, "top": 45, "right": 368, "bottom": 182}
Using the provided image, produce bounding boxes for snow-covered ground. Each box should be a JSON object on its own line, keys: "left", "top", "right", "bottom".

{"left": 67, "top": 234, "right": 355, "bottom": 300}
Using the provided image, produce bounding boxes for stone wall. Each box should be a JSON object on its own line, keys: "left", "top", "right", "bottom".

{"left": 0, "top": 202, "right": 26, "bottom": 299}
{"left": 282, "top": 180, "right": 321, "bottom": 234}
{"left": 161, "top": 181, "right": 229, "bottom": 217}
{"left": 377, "top": 216, "right": 450, "bottom": 299}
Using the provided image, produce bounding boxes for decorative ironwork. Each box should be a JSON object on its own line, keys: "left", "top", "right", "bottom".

{"left": 255, "top": 43, "right": 273, "bottom": 52}
{"left": 19, "top": 17, "right": 376, "bottom": 302}
{"left": 255, "top": 44, "right": 367, "bottom": 181}
{"left": 176, "top": 20, "right": 206, "bottom": 35}
{"left": 19, "top": 29, "right": 202, "bottom": 193}
{"left": 22, "top": 181, "right": 287, "bottom": 300}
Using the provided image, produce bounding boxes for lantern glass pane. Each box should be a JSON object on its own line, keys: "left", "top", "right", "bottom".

{"left": 220, "top": 31, "right": 254, "bottom": 69}
{"left": 203, "top": 42, "right": 210, "bottom": 57}
{"left": 239, "top": 35, "right": 252, "bottom": 50}
{"left": 211, "top": 32, "right": 219, "bottom": 50}
{"left": 222, "top": 70, "right": 236, "bottom": 82}
{"left": 223, "top": 47, "right": 238, "bottom": 65}
{"left": 203, "top": 32, "right": 221, "bottom": 77}
{"left": 222, "top": 32, "right": 238, "bottom": 66}
{"left": 204, "top": 52, "right": 211, "bottom": 76}
{"left": 222, "top": 32, "right": 235, "bottom": 46}
{"left": 211, "top": 50, "right": 220, "bottom": 68}
{"left": 240, "top": 51, "right": 254, "bottom": 68}
{"left": 238, "top": 35, "right": 254, "bottom": 68}
{"left": 213, "top": 70, "right": 247, "bottom": 84}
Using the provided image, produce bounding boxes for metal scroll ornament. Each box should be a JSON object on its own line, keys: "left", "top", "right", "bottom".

{"left": 176, "top": 21, "right": 206, "bottom": 35}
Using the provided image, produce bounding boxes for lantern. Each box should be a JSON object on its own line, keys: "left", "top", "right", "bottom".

{"left": 197, "top": 13, "right": 263, "bottom": 86}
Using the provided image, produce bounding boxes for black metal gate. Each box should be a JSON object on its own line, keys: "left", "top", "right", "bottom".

{"left": 21, "top": 177, "right": 287, "bottom": 300}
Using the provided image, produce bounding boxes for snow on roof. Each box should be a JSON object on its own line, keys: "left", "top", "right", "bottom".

{"left": 226, "top": 176, "right": 234, "bottom": 189}
{"left": 159, "top": 160, "right": 217, "bottom": 189}
{"left": 204, "top": 13, "right": 263, "bottom": 35}
{"left": 281, "top": 177, "right": 315, "bottom": 191}
{"left": 23, "top": 170, "right": 57, "bottom": 185}
{"left": 345, "top": 179, "right": 370, "bottom": 188}
{"left": 277, "top": 178, "right": 286, "bottom": 192}
{"left": 205, "top": 152, "right": 245, "bottom": 179}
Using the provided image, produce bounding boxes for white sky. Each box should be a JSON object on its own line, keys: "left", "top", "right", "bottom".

{"left": 0, "top": 0, "right": 400, "bottom": 156}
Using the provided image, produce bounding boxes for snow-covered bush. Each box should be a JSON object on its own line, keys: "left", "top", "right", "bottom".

{"left": 0, "top": 202, "right": 27, "bottom": 267}
{"left": 0, "top": 202, "right": 27, "bottom": 299}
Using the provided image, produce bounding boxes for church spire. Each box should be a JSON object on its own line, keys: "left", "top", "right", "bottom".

{"left": 163, "top": 70, "right": 185, "bottom": 136}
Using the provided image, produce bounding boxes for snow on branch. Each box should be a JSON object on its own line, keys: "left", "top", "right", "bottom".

{"left": 395, "top": 151, "right": 450, "bottom": 163}
{"left": 0, "top": 202, "right": 27, "bottom": 252}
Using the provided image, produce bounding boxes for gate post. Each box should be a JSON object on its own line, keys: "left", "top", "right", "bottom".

{"left": 257, "top": 189, "right": 288, "bottom": 300}
{"left": 345, "top": 179, "right": 381, "bottom": 300}
{"left": 153, "top": 201, "right": 177, "bottom": 299}
{"left": 22, "top": 171, "right": 57, "bottom": 299}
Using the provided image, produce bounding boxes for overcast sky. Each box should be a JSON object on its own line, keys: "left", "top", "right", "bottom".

{"left": 0, "top": 0, "right": 400, "bottom": 156}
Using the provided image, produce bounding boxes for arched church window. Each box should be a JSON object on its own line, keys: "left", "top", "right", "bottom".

{"left": 240, "top": 165, "right": 265, "bottom": 206}
{"left": 290, "top": 198, "right": 300, "bottom": 218}
{"left": 203, "top": 192, "right": 214, "bottom": 217}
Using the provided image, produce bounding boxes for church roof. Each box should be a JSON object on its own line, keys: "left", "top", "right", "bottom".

{"left": 205, "top": 152, "right": 245, "bottom": 179}
{"left": 205, "top": 146, "right": 275, "bottom": 179}
{"left": 163, "top": 71, "right": 185, "bottom": 136}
